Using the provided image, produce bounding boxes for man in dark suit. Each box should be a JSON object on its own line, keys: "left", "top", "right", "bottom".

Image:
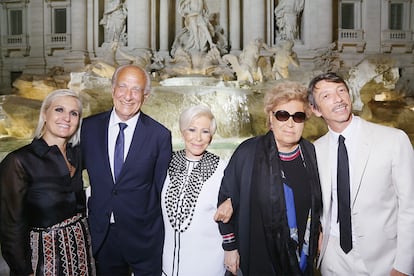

{"left": 81, "top": 65, "right": 172, "bottom": 275}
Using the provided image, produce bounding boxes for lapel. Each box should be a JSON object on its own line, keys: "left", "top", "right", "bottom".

{"left": 98, "top": 112, "right": 113, "bottom": 181}
{"left": 316, "top": 134, "right": 332, "bottom": 214}
{"left": 350, "top": 119, "right": 371, "bottom": 206}
{"left": 124, "top": 112, "right": 147, "bottom": 164}
{"left": 118, "top": 113, "right": 150, "bottom": 182}
{"left": 314, "top": 134, "right": 333, "bottom": 264}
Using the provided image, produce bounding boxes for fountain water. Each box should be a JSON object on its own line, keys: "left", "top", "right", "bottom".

{"left": 2, "top": 59, "right": 412, "bottom": 162}
{"left": 1, "top": 0, "right": 413, "bottom": 160}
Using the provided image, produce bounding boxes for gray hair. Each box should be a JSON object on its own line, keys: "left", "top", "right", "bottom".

{"left": 179, "top": 105, "right": 217, "bottom": 135}
{"left": 111, "top": 64, "right": 151, "bottom": 94}
{"left": 34, "top": 89, "right": 83, "bottom": 146}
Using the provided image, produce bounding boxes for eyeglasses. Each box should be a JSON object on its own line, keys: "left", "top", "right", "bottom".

{"left": 273, "top": 110, "right": 306, "bottom": 123}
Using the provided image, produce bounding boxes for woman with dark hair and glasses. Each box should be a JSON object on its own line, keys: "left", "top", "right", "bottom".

{"left": 215, "top": 81, "right": 322, "bottom": 275}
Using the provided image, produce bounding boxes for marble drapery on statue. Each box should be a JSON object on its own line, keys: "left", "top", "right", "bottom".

{"left": 171, "top": 0, "right": 228, "bottom": 57}
{"left": 270, "top": 40, "right": 300, "bottom": 80}
{"left": 100, "top": 0, "right": 128, "bottom": 44}
{"left": 99, "top": 0, "right": 128, "bottom": 66}
{"left": 222, "top": 39, "right": 268, "bottom": 83}
{"left": 177, "top": 0, "right": 215, "bottom": 52}
{"left": 274, "top": 0, "right": 304, "bottom": 41}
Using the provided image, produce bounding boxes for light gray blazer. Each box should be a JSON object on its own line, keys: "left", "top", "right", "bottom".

{"left": 315, "top": 117, "right": 414, "bottom": 275}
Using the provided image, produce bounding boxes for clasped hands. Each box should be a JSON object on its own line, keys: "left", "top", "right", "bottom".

{"left": 214, "top": 199, "right": 240, "bottom": 275}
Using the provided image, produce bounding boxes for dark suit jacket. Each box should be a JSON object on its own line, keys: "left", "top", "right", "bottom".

{"left": 80, "top": 110, "right": 172, "bottom": 266}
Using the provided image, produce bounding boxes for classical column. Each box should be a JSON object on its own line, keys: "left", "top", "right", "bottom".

{"left": 25, "top": 0, "right": 46, "bottom": 74}
{"left": 0, "top": 53, "right": 6, "bottom": 90}
{"left": 220, "top": 0, "right": 229, "bottom": 43}
{"left": 65, "top": 0, "right": 89, "bottom": 70}
{"left": 71, "top": 0, "right": 87, "bottom": 52}
{"left": 159, "top": 0, "right": 170, "bottom": 53}
{"left": 128, "top": 0, "right": 151, "bottom": 50}
{"left": 151, "top": 0, "right": 157, "bottom": 51}
{"left": 86, "top": 0, "right": 96, "bottom": 57}
{"left": 229, "top": 0, "right": 241, "bottom": 52}
{"left": 243, "top": 0, "right": 266, "bottom": 46}
{"left": 303, "top": 0, "right": 332, "bottom": 48}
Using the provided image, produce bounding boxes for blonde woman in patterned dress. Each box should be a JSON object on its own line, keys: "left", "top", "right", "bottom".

{"left": 0, "top": 89, "right": 95, "bottom": 276}
{"left": 161, "top": 105, "right": 226, "bottom": 276}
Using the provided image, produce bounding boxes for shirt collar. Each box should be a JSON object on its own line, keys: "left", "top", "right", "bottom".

{"left": 31, "top": 137, "right": 72, "bottom": 157}
{"left": 329, "top": 114, "right": 359, "bottom": 143}
{"left": 109, "top": 108, "right": 140, "bottom": 128}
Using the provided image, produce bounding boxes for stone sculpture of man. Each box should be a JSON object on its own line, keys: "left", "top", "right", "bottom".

{"left": 274, "top": 0, "right": 304, "bottom": 41}
{"left": 178, "top": 0, "right": 215, "bottom": 52}
{"left": 100, "top": 0, "right": 128, "bottom": 43}
{"left": 271, "top": 40, "right": 299, "bottom": 80}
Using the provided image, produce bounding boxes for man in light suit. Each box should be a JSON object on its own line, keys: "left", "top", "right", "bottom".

{"left": 81, "top": 65, "right": 172, "bottom": 275}
{"left": 307, "top": 72, "right": 414, "bottom": 275}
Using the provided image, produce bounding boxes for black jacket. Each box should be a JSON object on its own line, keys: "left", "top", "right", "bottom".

{"left": 218, "top": 131, "right": 322, "bottom": 275}
{"left": 0, "top": 138, "right": 84, "bottom": 275}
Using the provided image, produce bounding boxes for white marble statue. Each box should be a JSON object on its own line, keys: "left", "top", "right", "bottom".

{"left": 178, "top": 0, "right": 215, "bottom": 52}
{"left": 270, "top": 40, "right": 299, "bottom": 79}
{"left": 117, "top": 48, "right": 153, "bottom": 70}
{"left": 347, "top": 58, "right": 400, "bottom": 111}
{"left": 100, "top": 0, "right": 128, "bottom": 44}
{"left": 274, "top": 0, "right": 304, "bottom": 41}
{"left": 223, "top": 39, "right": 268, "bottom": 83}
{"left": 209, "top": 12, "right": 229, "bottom": 55}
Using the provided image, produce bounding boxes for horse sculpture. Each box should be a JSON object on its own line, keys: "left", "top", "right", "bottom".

{"left": 347, "top": 58, "right": 399, "bottom": 111}
{"left": 223, "top": 38, "right": 268, "bottom": 84}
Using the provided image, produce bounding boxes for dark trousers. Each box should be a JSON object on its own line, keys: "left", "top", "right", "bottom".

{"left": 95, "top": 224, "right": 161, "bottom": 276}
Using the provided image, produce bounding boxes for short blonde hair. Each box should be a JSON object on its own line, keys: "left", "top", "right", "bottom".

{"left": 179, "top": 105, "right": 217, "bottom": 135}
{"left": 34, "top": 89, "right": 83, "bottom": 146}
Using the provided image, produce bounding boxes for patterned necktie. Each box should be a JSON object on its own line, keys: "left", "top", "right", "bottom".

{"left": 114, "top": 122, "right": 127, "bottom": 182}
{"left": 337, "top": 135, "right": 352, "bottom": 253}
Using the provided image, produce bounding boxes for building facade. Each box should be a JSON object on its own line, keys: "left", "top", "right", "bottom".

{"left": 0, "top": 0, "right": 413, "bottom": 91}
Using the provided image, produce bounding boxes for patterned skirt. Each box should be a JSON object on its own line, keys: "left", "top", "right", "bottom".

{"left": 30, "top": 214, "right": 95, "bottom": 276}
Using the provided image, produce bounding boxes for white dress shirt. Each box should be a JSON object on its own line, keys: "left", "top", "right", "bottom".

{"left": 328, "top": 115, "right": 360, "bottom": 238}
{"left": 108, "top": 109, "right": 139, "bottom": 223}
{"left": 108, "top": 109, "right": 139, "bottom": 182}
